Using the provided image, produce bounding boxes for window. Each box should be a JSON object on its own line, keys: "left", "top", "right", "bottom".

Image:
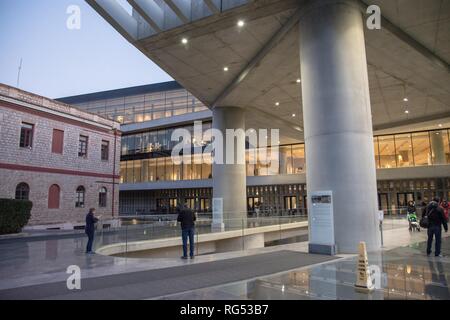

{"left": 48, "top": 184, "right": 60, "bottom": 209}
{"left": 15, "top": 183, "right": 30, "bottom": 200}
{"left": 51, "top": 129, "right": 64, "bottom": 154}
{"left": 395, "top": 134, "right": 414, "bottom": 167}
{"left": 78, "top": 135, "right": 88, "bottom": 157}
{"left": 99, "top": 187, "right": 107, "bottom": 207}
{"left": 101, "top": 140, "right": 109, "bottom": 161}
{"left": 20, "top": 123, "right": 34, "bottom": 148}
{"left": 76, "top": 186, "right": 86, "bottom": 208}
{"left": 412, "top": 132, "right": 431, "bottom": 166}
{"left": 292, "top": 144, "right": 306, "bottom": 173}
{"left": 378, "top": 135, "right": 396, "bottom": 168}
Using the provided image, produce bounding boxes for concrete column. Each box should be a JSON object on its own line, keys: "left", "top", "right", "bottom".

{"left": 430, "top": 131, "right": 446, "bottom": 165}
{"left": 212, "top": 106, "right": 247, "bottom": 230}
{"left": 299, "top": 0, "right": 380, "bottom": 253}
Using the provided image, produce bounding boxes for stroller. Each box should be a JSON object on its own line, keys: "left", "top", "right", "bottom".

{"left": 407, "top": 212, "right": 420, "bottom": 232}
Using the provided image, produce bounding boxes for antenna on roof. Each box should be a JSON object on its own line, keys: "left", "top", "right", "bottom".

{"left": 16, "top": 58, "right": 23, "bottom": 88}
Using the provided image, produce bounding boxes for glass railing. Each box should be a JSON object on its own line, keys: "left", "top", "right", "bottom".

{"left": 92, "top": 214, "right": 308, "bottom": 257}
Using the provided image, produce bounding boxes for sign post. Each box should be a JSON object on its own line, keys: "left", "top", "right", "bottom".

{"left": 378, "top": 210, "right": 384, "bottom": 247}
{"left": 308, "top": 191, "right": 336, "bottom": 255}
{"left": 212, "top": 198, "right": 224, "bottom": 232}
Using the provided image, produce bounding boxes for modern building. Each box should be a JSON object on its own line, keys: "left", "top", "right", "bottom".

{"left": 0, "top": 83, "right": 121, "bottom": 228}
{"left": 63, "top": 0, "right": 450, "bottom": 253}
{"left": 58, "top": 81, "right": 450, "bottom": 219}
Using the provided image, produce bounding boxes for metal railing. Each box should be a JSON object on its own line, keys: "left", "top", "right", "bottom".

{"left": 93, "top": 214, "right": 308, "bottom": 257}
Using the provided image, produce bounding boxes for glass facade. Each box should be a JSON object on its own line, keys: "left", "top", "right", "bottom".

{"left": 72, "top": 89, "right": 209, "bottom": 125}
{"left": 120, "top": 128, "right": 450, "bottom": 184}
{"left": 374, "top": 129, "right": 450, "bottom": 169}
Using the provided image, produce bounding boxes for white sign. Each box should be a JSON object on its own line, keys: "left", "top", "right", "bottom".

{"left": 378, "top": 210, "right": 384, "bottom": 222}
{"left": 212, "top": 198, "right": 223, "bottom": 224}
{"left": 309, "top": 191, "right": 335, "bottom": 246}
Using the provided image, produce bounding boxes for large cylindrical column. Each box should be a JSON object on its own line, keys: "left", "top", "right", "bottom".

{"left": 299, "top": 0, "right": 380, "bottom": 253}
{"left": 212, "top": 106, "right": 247, "bottom": 230}
{"left": 430, "top": 131, "right": 446, "bottom": 165}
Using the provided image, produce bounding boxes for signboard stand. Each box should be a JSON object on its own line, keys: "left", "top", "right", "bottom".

{"left": 308, "top": 191, "right": 337, "bottom": 256}
{"left": 212, "top": 198, "right": 224, "bottom": 232}
{"left": 379, "top": 210, "right": 384, "bottom": 248}
{"left": 355, "top": 241, "right": 375, "bottom": 293}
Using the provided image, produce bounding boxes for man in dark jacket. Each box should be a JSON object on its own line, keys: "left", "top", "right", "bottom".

{"left": 85, "top": 208, "right": 99, "bottom": 254}
{"left": 177, "top": 202, "right": 196, "bottom": 259}
{"left": 423, "top": 198, "right": 448, "bottom": 257}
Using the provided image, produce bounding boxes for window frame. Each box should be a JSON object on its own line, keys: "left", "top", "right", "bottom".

{"left": 20, "top": 122, "right": 34, "bottom": 148}
{"left": 78, "top": 135, "right": 89, "bottom": 158}
{"left": 99, "top": 187, "right": 107, "bottom": 208}
{"left": 75, "top": 186, "right": 86, "bottom": 208}
{"left": 15, "top": 183, "right": 30, "bottom": 200}
{"left": 101, "top": 140, "right": 110, "bottom": 161}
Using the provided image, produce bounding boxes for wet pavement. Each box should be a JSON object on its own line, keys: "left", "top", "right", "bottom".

{"left": 158, "top": 237, "right": 450, "bottom": 300}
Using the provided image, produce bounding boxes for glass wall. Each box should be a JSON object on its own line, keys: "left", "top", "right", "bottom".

{"left": 73, "top": 89, "right": 209, "bottom": 125}
{"left": 120, "top": 128, "right": 450, "bottom": 183}
{"left": 122, "top": 122, "right": 212, "bottom": 156}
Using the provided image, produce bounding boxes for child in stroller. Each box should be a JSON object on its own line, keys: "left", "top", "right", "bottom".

{"left": 406, "top": 201, "right": 420, "bottom": 232}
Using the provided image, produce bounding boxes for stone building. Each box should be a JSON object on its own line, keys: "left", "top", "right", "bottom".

{"left": 0, "top": 83, "right": 121, "bottom": 229}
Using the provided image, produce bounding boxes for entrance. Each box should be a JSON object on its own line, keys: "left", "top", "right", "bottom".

{"left": 378, "top": 193, "right": 389, "bottom": 211}
{"left": 397, "top": 192, "right": 414, "bottom": 215}
{"left": 284, "top": 196, "right": 297, "bottom": 215}
{"left": 248, "top": 197, "right": 261, "bottom": 215}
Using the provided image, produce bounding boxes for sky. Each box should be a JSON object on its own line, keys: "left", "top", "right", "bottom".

{"left": 0, "top": 0, "right": 172, "bottom": 99}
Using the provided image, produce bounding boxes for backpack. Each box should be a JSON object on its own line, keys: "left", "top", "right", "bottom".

{"left": 419, "top": 208, "right": 434, "bottom": 229}
{"left": 419, "top": 215, "right": 429, "bottom": 229}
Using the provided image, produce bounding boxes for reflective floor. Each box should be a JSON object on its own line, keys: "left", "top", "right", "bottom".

{"left": 159, "top": 237, "right": 450, "bottom": 300}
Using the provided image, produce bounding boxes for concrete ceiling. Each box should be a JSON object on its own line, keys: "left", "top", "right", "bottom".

{"left": 87, "top": 0, "right": 450, "bottom": 144}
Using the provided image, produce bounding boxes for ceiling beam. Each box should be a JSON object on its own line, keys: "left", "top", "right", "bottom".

{"left": 373, "top": 111, "right": 450, "bottom": 131}
{"left": 163, "top": 0, "right": 191, "bottom": 24}
{"left": 203, "top": 0, "right": 221, "bottom": 14}
{"left": 212, "top": 8, "right": 302, "bottom": 108}
{"left": 359, "top": 0, "right": 450, "bottom": 74}
{"left": 128, "top": 0, "right": 164, "bottom": 33}
{"left": 86, "top": 0, "right": 139, "bottom": 43}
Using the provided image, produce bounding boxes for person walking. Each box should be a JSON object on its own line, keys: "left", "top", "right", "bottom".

{"left": 85, "top": 208, "right": 100, "bottom": 254}
{"left": 423, "top": 198, "right": 448, "bottom": 257}
{"left": 440, "top": 199, "right": 449, "bottom": 222}
{"left": 177, "top": 202, "right": 196, "bottom": 259}
{"left": 406, "top": 201, "right": 418, "bottom": 231}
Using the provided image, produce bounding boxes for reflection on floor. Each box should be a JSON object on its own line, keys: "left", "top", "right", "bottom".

{"left": 158, "top": 237, "right": 450, "bottom": 300}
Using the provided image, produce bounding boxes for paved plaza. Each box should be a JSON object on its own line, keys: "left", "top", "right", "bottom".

{"left": 0, "top": 219, "right": 448, "bottom": 300}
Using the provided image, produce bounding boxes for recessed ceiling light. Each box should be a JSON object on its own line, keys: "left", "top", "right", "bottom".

{"left": 181, "top": 38, "right": 188, "bottom": 44}
{"left": 403, "top": 98, "right": 408, "bottom": 102}
{"left": 296, "top": 79, "right": 301, "bottom": 83}
{"left": 292, "top": 114, "right": 296, "bottom": 117}
{"left": 404, "top": 110, "right": 409, "bottom": 114}
{"left": 223, "top": 67, "right": 229, "bottom": 72}
{"left": 237, "top": 20, "right": 245, "bottom": 27}
{"left": 275, "top": 102, "right": 280, "bottom": 106}
{"left": 438, "top": 124, "right": 443, "bottom": 128}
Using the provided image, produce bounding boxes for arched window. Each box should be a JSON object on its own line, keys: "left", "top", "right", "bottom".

{"left": 15, "top": 183, "right": 30, "bottom": 200}
{"left": 48, "top": 184, "right": 60, "bottom": 209}
{"left": 99, "top": 187, "right": 107, "bottom": 208}
{"left": 76, "top": 186, "right": 85, "bottom": 208}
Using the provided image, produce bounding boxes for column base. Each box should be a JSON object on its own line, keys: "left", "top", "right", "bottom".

{"left": 211, "top": 222, "right": 225, "bottom": 233}
{"left": 309, "top": 243, "right": 337, "bottom": 256}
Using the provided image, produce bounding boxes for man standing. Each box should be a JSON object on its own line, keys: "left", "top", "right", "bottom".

{"left": 423, "top": 198, "right": 448, "bottom": 257}
{"left": 177, "top": 202, "right": 196, "bottom": 259}
{"left": 85, "top": 208, "right": 100, "bottom": 254}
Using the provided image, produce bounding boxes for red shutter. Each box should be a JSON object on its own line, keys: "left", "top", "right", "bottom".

{"left": 52, "top": 130, "right": 64, "bottom": 154}
{"left": 48, "top": 184, "right": 60, "bottom": 209}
